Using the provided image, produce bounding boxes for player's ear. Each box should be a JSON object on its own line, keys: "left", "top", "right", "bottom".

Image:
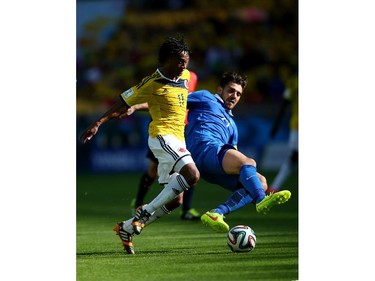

{"left": 217, "top": 86, "right": 223, "bottom": 95}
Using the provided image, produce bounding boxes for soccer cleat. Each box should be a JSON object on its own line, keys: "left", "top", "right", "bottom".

{"left": 180, "top": 208, "right": 201, "bottom": 220}
{"left": 132, "top": 205, "right": 151, "bottom": 235}
{"left": 201, "top": 211, "right": 230, "bottom": 233}
{"left": 256, "top": 190, "right": 291, "bottom": 215}
{"left": 113, "top": 222, "right": 135, "bottom": 254}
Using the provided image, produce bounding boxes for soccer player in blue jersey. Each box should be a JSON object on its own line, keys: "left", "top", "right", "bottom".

{"left": 185, "top": 72, "right": 291, "bottom": 233}
{"left": 80, "top": 35, "right": 200, "bottom": 254}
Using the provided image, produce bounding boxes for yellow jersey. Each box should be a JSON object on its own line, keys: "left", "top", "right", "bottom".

{"left": 121, "top": 69, "right": 190, "bottom": 141}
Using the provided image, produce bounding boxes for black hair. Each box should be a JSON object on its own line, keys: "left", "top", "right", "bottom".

{"left": 158, "top": 34, "right": 191, "bottom": 64}
{"left": 219, "top": 72, "right": 248, "bottom": 89}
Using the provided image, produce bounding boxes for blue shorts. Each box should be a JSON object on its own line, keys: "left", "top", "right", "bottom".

{"left": 194, "top": 144, "right": 242, "bottom": 192}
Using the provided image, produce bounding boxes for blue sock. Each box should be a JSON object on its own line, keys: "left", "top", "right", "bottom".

{"left": 215, "top": 188, "right": 254, "bottom": 215}
{"left": 214, "top": 205, "right": 228, "bottom": 215}
{"left": 239, "top": 165, "right": 266, "bottom": 204}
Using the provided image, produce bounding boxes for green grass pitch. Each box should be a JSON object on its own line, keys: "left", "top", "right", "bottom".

{"left": 77, "top": 172, "right": 298, "bottom": 281}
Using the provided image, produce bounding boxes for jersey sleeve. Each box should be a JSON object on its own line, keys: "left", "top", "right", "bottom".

{"left": 120, "top": 79, "right": 154, "bottom": 107}
{"left": 187, "top": 90, "right": 208, "bottom": 109}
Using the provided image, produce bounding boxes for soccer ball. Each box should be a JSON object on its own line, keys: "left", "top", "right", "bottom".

{"left": 227, "top": 225, "right": 256, "bottom": 253}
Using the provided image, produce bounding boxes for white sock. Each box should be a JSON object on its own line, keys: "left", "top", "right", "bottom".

{"left": 144, "top": 173, "right": 189, "bottom": 214}
{"left": 145, "top": 205, "right": 171, "bottom": 226}
{"left": 123, "top": 218, "right": 135, "bottom": 234}
{"left": 122, "top": 205, "right": 171, "bottom": 234}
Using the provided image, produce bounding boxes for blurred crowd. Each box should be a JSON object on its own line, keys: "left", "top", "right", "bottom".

{"left": 76, "top": 0, "right": 297, "bottom": 115}
{"left": 76, "top": 0, "right": 298, "bottom": 172}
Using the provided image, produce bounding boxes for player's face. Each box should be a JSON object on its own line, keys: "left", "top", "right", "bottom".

{"left": 163, "top": 51, "right": 190, "bottom": 79}
{"left": 218, "top": 82, "right": 243, "bottom": 110}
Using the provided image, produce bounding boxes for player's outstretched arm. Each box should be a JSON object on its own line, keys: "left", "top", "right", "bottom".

{"left": 80, "top": 97, "right": 130, "bottom": 144}
{"left": 118, "top": 102, "right": 149, "bottom": 119}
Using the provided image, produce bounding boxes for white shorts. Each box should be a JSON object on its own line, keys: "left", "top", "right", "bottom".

{"left": 148, "top": 135, "right": 195, "bottom": 184}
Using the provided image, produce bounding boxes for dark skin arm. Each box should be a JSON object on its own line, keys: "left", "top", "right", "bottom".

{"left": 80, "top": 98, "right": 149, "bottom": 144}
{"left": 118, "top": 102, "right": 149, "bottom": 119}
{"left": 80, "top": 97, "right": 131, "bottom": 144}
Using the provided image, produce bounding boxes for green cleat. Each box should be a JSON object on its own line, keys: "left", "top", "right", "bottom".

{"left": 201, "top": 211, "right": 230, "bottom": 233}
{"left": 180, "top": 208, "right": 201, "bottom": 220}
{"left": 256, "top": 190, "right": 291, "bottom": 215}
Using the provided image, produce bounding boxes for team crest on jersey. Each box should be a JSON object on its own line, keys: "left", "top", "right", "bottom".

{"left": 179, "top": 147, "right": 186, "bottom": 153}
{"left": 122, "top": 88, "right": 134, "bottom": 98}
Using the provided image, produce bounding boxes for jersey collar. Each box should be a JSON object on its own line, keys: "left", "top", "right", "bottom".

{"left": 215, "top": 94, "right": 233, "bottom": 116}
{"left": 156, "top": 68, "right": 181, "bottom": 82}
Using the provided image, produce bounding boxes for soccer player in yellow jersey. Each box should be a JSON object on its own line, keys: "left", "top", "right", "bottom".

{"left": 130, "top": 71, "right": 201, "bottom": 221}
{"left": 268, "top": 74, "right": 298, "bottom": 192}
{"left": 80, "top": 36, "right": 200, "bottom": 254}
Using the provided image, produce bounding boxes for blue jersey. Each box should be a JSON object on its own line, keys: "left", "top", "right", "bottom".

{"left": 186, "top": 90, "right": 238, "bottom": 180}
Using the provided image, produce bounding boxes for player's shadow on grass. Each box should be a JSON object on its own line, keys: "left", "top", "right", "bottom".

{"left": 76, "top": 249, "right": 231, "bottom": 256}
{"left": 76, "top": 251, "right": 120, "bottom": 257}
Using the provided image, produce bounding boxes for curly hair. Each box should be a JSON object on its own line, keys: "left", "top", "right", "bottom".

{"left": 158, "top": 34, "right": 191, "bottom": 64}
{"left": 219, "top": 72, "right": 248, "bottom": 89}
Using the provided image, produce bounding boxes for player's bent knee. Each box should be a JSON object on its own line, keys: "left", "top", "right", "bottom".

{"left": 180, "top": 164, "right": 200, "bottom": 186}
{"left": 191, "top": 168, "right": 200, "bottom": 185}
{"left": 248, "top": 158, "right": 257, "bottom": 167}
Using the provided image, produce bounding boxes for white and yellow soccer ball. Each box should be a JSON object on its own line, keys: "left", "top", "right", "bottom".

{"left": 227, "top": 225, "right": 256, "bottom": 253}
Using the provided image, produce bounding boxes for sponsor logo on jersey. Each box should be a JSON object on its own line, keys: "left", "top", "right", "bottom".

{"left": 122, "top": 88, "right": 135, "bottom": 98}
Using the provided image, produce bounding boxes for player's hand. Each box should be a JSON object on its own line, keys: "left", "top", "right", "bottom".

{"left": 80, "top": 122, "right": 100, "bottom": 144}
{"left": 118, "top": 106, "right": 135, "bottom": 119}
